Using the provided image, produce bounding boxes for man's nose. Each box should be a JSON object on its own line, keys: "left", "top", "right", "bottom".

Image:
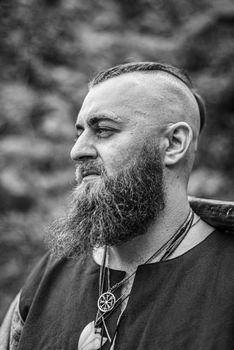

{"left": 70, "top": 133, "right": 97, "bottom": 161}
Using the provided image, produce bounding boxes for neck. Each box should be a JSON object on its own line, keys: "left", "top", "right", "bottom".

{"left": 111, "top": 192, "right": 190, "bottom": 270}
{"left": 94, "top": 191, "right": 192, "bottom": 272}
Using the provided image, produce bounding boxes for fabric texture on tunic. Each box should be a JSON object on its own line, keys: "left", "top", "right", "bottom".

{"left": 1, "top": 230, "right": 234, "bottom": 350}
{"left": 0, "top": 293, "right": 24, "bottom": 350}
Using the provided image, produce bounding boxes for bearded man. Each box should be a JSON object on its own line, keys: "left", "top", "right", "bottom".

{"left": 1, "top": 62, "right": 234, "bottom": 350}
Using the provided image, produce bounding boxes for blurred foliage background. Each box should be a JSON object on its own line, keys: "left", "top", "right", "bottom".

{"left": 0, "top": 0, "right": 234, "bottom": 322}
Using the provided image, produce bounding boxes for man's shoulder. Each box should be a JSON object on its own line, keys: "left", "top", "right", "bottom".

{"left": 22, "top": 252, "right": 95, "bottom": 289}
{"left": 206, "top": 229, "right": 234, "bottom": 256}
{"left": 208, "top": 229, "right": 234, "bottom": 273}
{"left": 22, "top": 253, "right": 65, "bottom": 293}
{"left": 19, "top": 253, "right": 96, "bottom": 321}
{"left": 213, "top": 229, "right": 234, "bottom": 248}
{"left": 188, "top": 229, "right": 234, "bottom": 277}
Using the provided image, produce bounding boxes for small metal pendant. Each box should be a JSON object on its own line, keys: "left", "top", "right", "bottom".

{"left": 97, "top": 291, "right": 116, "bottom": 313}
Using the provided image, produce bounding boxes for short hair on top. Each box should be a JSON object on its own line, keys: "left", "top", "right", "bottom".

{"left": 89, "top": 62, "right": 206, "bottom": 132}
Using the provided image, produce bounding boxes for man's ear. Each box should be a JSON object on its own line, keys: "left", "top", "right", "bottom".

{"left": 163, "top": 122, "right": 193, "bottom": 166}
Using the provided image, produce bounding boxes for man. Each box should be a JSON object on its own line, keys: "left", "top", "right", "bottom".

{"left": 1, "top": 62, "right": 234, "bottom": 350}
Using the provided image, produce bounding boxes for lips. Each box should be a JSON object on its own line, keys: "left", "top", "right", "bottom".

{"left": 82, "top": 170, "right": 100, "bottom": 178}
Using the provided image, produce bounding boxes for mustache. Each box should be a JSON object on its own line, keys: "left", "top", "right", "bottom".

{"left": 75, "top": 161, "right": 106, "bottom": 181}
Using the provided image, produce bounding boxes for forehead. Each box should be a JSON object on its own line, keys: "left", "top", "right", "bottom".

{"left": 78, "top": 71, "right": 193, "bottom": 126}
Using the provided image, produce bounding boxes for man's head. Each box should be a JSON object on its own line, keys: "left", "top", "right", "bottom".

{"left": 71, "top": 62, "right": 205, "bottom": 184}
{"left": 47, "top": 62, "right": 205, "bottom": 259}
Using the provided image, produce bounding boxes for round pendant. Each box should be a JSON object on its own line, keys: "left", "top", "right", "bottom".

{"left": 97, "top": 291, "right": 116, "bottom": 313}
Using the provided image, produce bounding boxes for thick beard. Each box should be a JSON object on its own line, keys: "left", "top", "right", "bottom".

{"left": 46, "top": 143, "right": 165, "bottom": 260}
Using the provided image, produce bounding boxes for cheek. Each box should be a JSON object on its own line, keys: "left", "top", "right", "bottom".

{"left": 102, "top": 142, "right": 144, "bottom": 175}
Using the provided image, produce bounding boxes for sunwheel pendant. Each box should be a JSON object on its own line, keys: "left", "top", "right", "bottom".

{"left": 97, "top": 291, "right": 116, "bottom": 313}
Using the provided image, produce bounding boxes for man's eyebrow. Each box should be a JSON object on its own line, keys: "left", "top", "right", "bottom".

{"left": 75, "top": 114, "right": 123, "bottom": 130}
{"left": 88, "top": 115, "right": 122, "bottom": 126}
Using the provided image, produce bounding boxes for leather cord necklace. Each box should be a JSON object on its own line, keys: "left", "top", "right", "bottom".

{"left": 95, "top": 210, "right": 195, "bottom": 347}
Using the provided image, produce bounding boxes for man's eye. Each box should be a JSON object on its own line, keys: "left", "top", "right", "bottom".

{"left": 73, "top": 131, "right": 82, "bottom": 142}
{"left": 96, "top": 128, "right": 114, "bottom": 138}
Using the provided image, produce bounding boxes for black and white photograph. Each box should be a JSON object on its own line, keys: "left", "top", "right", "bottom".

{"left": 0, "top": 1, "right": 234, "bottom": 349}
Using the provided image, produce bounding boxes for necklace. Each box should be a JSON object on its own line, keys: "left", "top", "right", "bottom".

{"left": 96, "top": 210, "right": 194, "bottom": 326}
{"left": 78, "top": 211, "right": 197, "bottom": 349}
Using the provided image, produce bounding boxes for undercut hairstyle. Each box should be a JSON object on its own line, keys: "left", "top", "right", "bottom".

{"left": 90, "top": 62, "right": 206, "bottom": 132}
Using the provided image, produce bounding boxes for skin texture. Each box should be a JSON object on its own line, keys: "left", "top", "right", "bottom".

{"left": 71, "top": 71, "right": 213, "bottom": 272}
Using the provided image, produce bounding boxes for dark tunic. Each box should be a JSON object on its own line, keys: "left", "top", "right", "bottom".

{"left": 18, "top": 230, "right": 234, "bottom": 350}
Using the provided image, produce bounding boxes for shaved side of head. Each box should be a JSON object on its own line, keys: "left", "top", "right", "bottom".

{"left": 90, "top": 62, "right": 206, "bottom": 133}
{"left": 129, "top": 71, "right": 201, "bottom": 143}
{"left": 118, "top": 71, "right": 201, "bottom": 180}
